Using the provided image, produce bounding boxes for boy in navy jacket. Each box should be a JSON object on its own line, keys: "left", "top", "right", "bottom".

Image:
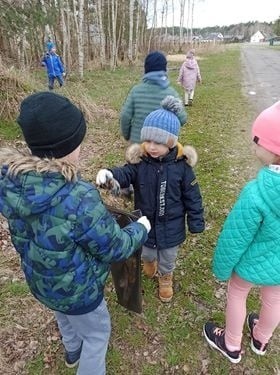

{"left": 97, "top": 96, "right": 205, "bottom": 302}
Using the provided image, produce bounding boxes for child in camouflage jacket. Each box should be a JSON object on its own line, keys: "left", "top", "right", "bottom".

{"left": 0, "top": 91, "right": 150, "bottom": 374}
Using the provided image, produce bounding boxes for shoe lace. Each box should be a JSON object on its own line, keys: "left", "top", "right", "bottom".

{"left": 213, "top": 327, "right": 225, "bottom": 336}
{"left": 159, "top": 274, "right": 172, "bottom": 286}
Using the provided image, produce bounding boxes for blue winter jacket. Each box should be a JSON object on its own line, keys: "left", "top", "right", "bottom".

{"left": 0, "top": 149, "right": 148, "bottom": 315}
{"left": 42, "top": 52, "right": 64, "bottom": 78}
{"left": 111, "top": 143, "right": 205, "bottom": 250}
{"left": 213, "top": 167, "right": 280, "bottom": 285}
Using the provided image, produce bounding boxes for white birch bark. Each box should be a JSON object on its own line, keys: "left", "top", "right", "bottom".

{"left": 164, "top": 0, "right": 168, "bottom": 42}
{"left": 148, "top": 0, "right": 157, "bottom": 50}
{"left": 72, "top": 0, "right": 84, "bottom": 77}
{"left": 186, "top": 0, "right": 190, "bottom": 42}
{"left": 110, "top": 0, "right": 118, "bottom": 70}
{"left": 60, "top": 0, "right": 68, "bottom": 67}
{"left": 190, "top": 0, "right": 195, "bottom": 44}
{"left": 128, "top": 0, "right": 134, "bottom": 63}
{"left": 96, "top": 0, "right": 106, "bottom": 68}
{"left": 40, "top": 0, "right": 51, "bottom": 43}
{"left": 133, "top": 0, "right": 141, "bottom": 59}
{"left": 78, "top": 0, "right": 84, "bottom": 77}
{"left": 65, "top": 0, "right": 72, "bottom": 68}
{"left": 140, "top": 0, "right": 148, "bottom": 52}
{"left": 171, "top": 0, "right": 175, "bottom": 49}
{"left": 179, "top": 0, "right": 186, "bottom": 50}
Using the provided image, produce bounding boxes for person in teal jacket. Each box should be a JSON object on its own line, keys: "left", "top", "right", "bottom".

{"left": 203, "top": 101, "right": 280, "bottom": 364}
{"left": 120, "top": 51, "right": 187, "bottom": 144}
{"left": 0, "top": 92, "right": 151, "bottom": 374}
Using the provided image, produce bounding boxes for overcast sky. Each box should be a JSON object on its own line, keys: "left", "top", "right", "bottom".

{"left": 165, "top": 0, "right": 280, "bottom": 28}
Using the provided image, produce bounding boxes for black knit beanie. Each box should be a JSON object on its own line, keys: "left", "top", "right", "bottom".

{"left": 144, "top": 51, "right": 167, "bottom": 73}
{"left": 17, "top": 92, "right": 86, "bottom": 158}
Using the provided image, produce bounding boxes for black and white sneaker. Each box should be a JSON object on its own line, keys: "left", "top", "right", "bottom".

{"left": 247, "top": 313, "right": 268, "bottom": 356}
{"left": 203, "top": 322, "right": 242, "bottom": 364}
{"left": 65, "top": 344, "right": 82, "bottom": 368}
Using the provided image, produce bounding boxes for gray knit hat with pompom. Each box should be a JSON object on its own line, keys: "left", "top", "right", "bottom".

{"left": 141, "top": 96, "right": 183, "bottom": 148}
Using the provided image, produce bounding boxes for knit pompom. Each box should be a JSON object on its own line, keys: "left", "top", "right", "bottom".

{"left": 161, "top": 96, "right": 183, "bottom": 115}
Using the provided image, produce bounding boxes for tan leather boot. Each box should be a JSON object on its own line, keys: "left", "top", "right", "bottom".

{"left": 158, "top": 273, "right": 173, "bottom": 302}
{"left": 143, "top": 260, "right": 157, "bottom": 278}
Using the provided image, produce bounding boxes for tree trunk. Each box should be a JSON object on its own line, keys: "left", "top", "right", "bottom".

{"left": 128, "top": 0, "right": 134, "bottom": 64}
{"left": 96, "top": 0, "right": 106, "bottom": 68}
{"left": 40, "top": 0, "right": 51, "bottom": 50}
{"left": 78, "top": 0, "right": 85, "bottom": 77}
{"left": 110, "top": 0, "right": 118, "bottom": 70}
{"left": 179, "top": 0, "right": 186, "bottom": 51}
{"left": 60, "top": 0, "right": 68, "bottom": 68}
{"left": 133, "top": 0, "right": 141, "bottom": 60}
{"left": 72, "top": 0, "right": 84, "bottom": 77}
{"left": 148, "top": 0, "right": 157, "bottom": 51}
{"left": 65, "top": 0, "right": 72, "bottom": 68}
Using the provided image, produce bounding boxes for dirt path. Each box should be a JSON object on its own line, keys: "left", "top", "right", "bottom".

{"left": 241, "top": 43, "right": 280, "bottom": 113}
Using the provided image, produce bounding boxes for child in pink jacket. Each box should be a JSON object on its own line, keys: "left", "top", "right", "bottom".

{"left": 178, "top": 49, "right": 202, "bottom": 106}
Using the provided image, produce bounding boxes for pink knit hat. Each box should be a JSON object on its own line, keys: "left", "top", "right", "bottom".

{"left": 252, "top": 101, "right": 280, "bottom": 155}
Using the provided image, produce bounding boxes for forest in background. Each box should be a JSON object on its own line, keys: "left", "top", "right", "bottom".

{"left": 1, "top": 0, "right": 280, "bottom": 76}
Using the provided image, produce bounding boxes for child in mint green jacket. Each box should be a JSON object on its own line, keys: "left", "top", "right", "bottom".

{"left": 203, "top": 101, "right": 280, "bottom": 364}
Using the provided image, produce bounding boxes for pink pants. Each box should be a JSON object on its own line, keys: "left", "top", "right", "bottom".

{"left": 225, "top": 273, "right": 280, "bottom": 350}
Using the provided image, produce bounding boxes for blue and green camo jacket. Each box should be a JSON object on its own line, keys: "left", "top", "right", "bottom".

{"left": 0, "top": 148, "right": 148, "bottom": 315}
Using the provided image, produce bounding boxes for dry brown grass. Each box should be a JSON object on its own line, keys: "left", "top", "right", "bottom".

{"left": 0, "top": 65, "right": 34, "bottom": 121}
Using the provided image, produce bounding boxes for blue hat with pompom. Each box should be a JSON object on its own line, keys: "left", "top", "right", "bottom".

{"left": 141, "top": 96, "right": 182, "bottom": 148}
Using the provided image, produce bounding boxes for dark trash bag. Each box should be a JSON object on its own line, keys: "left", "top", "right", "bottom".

{"left": 106, "top": 205, "right": 143, "bottom": 314}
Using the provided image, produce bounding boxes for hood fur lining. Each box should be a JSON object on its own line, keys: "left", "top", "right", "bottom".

{"left": 125, "top": 142, "right": 198, "bottom": 167}
{"left": 0, "top": 148, "right": 78, "bottom": 182}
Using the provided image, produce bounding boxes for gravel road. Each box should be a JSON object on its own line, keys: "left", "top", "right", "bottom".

{"left": 241, "top": 43, "right": 280, "bottom": 113}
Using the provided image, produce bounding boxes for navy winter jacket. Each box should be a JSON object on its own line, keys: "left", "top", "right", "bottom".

{"left": 111, "top": 143, "right": 205, "bottom": 250}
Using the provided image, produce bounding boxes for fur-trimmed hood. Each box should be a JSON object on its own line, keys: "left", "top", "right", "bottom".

{"left": 0, "top": 147, "right": 78, "bottom": 182}
{"left": 125, "top": 142, "right": 198, "bottom": 167}
{"left": 0, "top": 147, "right": 80, "bottom": 217}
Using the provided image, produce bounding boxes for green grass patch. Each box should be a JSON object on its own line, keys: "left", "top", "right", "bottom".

{"left": 0, "top": 280, "right": 29, "bottom": 298}
{"left": 1, "top": 45, "right": 279, "bottom": 374}
{"left": 0, "top": 120, "right": 22, "bottom": 140}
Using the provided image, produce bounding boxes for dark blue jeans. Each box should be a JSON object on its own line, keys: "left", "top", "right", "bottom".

{"left": 48, "top": 75, "right": 64, "bottom": 90}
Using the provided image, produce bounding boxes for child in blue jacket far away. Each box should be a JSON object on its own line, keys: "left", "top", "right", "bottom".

{"left": 0, "top": 91, "right": 151, "bottom": 374}
{"left": 41, "top": 47, "right": 65, "bottom": 90}
{"left": 96, "top": 96, "right": 205, "bottom": 302}
{"left": 203, "top": 101, "right": 280, "bottom": 364}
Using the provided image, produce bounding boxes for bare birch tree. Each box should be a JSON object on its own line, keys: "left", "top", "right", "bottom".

{"left": 110, "top": 0, "right": 118, "bottom": 70}
{"left": 140, "top": 0, "right": 149, "bottom": 52}
{"left": 179, "top": 0, "right": 186, "bottom": 50}
{"left": 128, "top": 0, "right": 134, "bottom": 63}
{"left": 60, "top": 0, "right": 68, "bottom": 67}
{"left": 96, "top": 0, "right": 106, "bottom": 67}
{"left": 171, "top": 0, "right": 175, "bottom": 49}
{"left": 40, "top": 0, "right": 51, "bottom": 42}
{"left": 78, "top": 0, "right": 85, "bottom": 76}
{"left": 186, "top": 0, "right": 190, "bottom": 42}
{"left": 148, "top": 0, "right": 157, "bottom": 50}
{"left": 133, "top": 0, "right": 141, "bottom": 60}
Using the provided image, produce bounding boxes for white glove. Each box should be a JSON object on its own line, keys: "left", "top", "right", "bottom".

{"left": 62, "top": 72, "right": 66, "bottom": 77}
{"left": 137, "top": 216, "right": 151, "bottom": 233}
{"left": 96, "top": 169, "right": 120, "bottom": 195}
{"left": 96, "top": 169, "right": 113, "bottom": 185}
